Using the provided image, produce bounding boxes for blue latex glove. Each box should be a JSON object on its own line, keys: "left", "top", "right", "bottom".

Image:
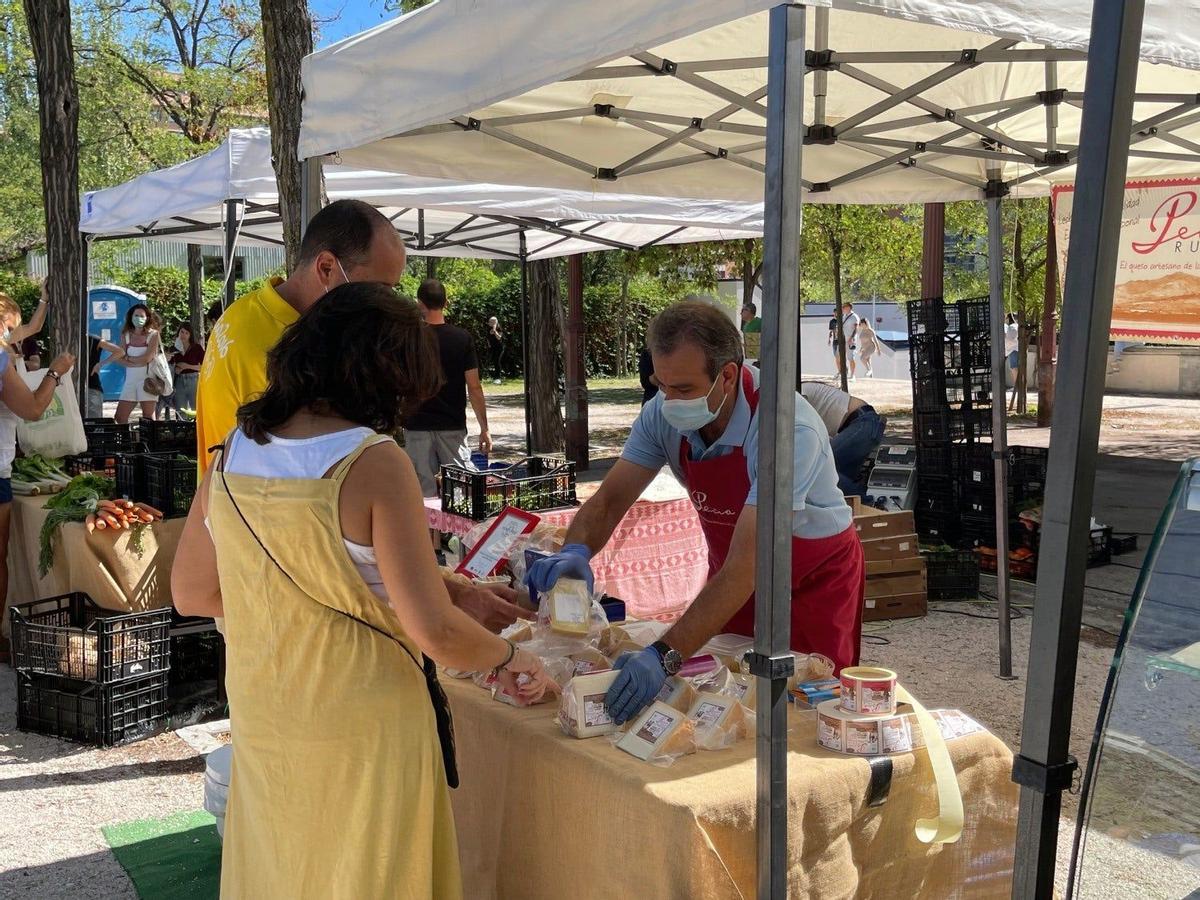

{"left": 524, "top": 543, "right": 594, "bottom": 595}
{"left": 605, "top": 648, "right": 667, "bottom": 724}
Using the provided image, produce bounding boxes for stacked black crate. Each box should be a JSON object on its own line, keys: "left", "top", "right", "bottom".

{"left": 908, "top": 297, "right": 992, "bottom": 546}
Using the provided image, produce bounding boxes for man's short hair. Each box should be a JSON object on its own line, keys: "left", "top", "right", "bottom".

{"left": 417, "top": 278, "right": 447, "bottom": 310}
{"left": 647, "top": 299, "right": 744, "bottom": 379}
{"left": 743, "top": 303, "right": 757, "bottom": 316}
{"left": 296, "top": 199, "right": 394, "bottom": 270}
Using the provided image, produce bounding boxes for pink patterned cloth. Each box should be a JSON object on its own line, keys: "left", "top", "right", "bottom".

{"left": 424, "top": 497, "right": 708, "bottom": 621}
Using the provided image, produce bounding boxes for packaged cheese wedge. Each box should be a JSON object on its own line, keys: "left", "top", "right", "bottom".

{"left": 568, "top": 647, "right": 612, "bottom": 676}
{"left": 616, "top": 700, "right": 696, "bottom": 764}
{"left": 558, "top": 669, "right": 619, "bottom": 738}
{"left": 688, "top": 694, "right": 750, "bottom": 750}
{"left": 656, "top": 676, "right": 698, "bottom": 713}
{"left": 547, "top": 578, "right": 592, "bottom": 635}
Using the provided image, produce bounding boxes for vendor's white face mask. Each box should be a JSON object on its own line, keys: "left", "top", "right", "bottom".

{"left": 661, "top": 372, "right": 726, "bottom": 431}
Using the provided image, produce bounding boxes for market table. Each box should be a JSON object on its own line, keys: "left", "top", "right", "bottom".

{"left": 4, "top": 494, "right": 184, "bottom": 634}
{"left": 446, "top": 677, "right": 1018, "bottom": 899}
{"left": 426, "top": 494, "right": 708, "bottom": 622}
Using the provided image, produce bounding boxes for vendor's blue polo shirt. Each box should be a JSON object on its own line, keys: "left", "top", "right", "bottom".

{"left": 621, "top": 365, "right": 852, "bottom": 539}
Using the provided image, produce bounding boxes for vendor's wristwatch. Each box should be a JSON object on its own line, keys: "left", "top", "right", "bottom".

{"left": 651, "top": 640, "right": 683, "bottom": 676}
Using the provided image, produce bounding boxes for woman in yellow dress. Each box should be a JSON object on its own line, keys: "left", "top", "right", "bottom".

{"left": 172, "top": 282, "right": 553, "bottom": 899}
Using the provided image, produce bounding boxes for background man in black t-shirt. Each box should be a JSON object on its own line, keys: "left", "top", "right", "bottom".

{"left": 403, "top": 279, "right": 493, "bottom": 504}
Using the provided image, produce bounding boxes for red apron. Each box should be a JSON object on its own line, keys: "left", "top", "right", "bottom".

{"left": 679, "top": 367, "right": 864, "bottom": 672}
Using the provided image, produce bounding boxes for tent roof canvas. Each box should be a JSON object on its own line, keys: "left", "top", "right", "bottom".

{"left": 298, "top": 0, "right": 1200, "bottom": 204}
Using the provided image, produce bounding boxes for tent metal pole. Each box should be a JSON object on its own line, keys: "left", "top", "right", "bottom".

{"left": 299, "top": 157, "right": 323, "bottom": 233}
{"left": 223, "top": 199, "right": 243, "bottom": 313}
{"left": 519, "top": 231, "right": 533, "bottom": 456}
{"left": 986, "top": 184, "right": 1013, "bottom": 678}
{"left": 754, "top": 5, "right": 804, "bottom": 898}
{"left": 1011, "top": 0, "right": 1144, "bottom": 894}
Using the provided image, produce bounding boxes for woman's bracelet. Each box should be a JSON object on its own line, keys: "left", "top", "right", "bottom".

{"left": 492, "top": 639, "right": 516, "bottom": 677}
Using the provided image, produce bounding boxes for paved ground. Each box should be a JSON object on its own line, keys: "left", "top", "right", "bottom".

{"left": 0, "top": 376, "right": 1194, "bottom": 898}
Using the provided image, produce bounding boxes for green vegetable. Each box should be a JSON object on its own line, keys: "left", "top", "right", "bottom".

{"left": 13, "top": 454, "right": 71, "bottom": 486}
{"left": 129, "top": 522, "right": 149, "bottom": 558}
{"left": 37, "top": 475, "right": 117, "bottom": 575}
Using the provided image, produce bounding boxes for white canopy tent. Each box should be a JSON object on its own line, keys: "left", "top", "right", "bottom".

{"left": 299, "top": 0, "right": 1200, "bottom": 205}
{"left": 79, "top": 128, "right": 762, "bottom": 260}
{"left": 298, "top": 2, "right": 1200, "bottom": 897}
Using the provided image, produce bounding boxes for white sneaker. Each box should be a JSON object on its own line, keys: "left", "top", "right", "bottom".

{"left": 849, "top": 375, "right": 857, "bottom": 383}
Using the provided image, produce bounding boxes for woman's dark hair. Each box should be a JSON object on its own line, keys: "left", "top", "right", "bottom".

{"left": 238, "top": 282, "right": 442, "bottom": 442}
{"left": 123, "top": 304, "right": 152, "bottom": 336}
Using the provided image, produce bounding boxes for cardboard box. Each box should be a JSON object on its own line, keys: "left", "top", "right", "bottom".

{"left": 860, "top": 534, "right": 920, "bottom": 561}
{"left": 854, "top": 509, "right": 916, "bottom": 543}
{"left": 863, "top": 592, "right": 927, "bottom": 622}
{"left": 864, "top": 569, "right": 928, "bottom": 600}
{"left": 865, "top": 556, "right": 926, "bottom": 576}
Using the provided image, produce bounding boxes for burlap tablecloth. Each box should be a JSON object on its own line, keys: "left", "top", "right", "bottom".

{"left": 4, "top": 495, "right": 184, "bottom": 634}
{"left": 446, "top": 678, "right": 1018, "bottom": 899}
{"left": 427, "top": 497, "right": 708, "bottom": 621}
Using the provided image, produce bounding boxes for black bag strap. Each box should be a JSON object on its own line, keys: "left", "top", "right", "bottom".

{"left": 212, "top": 440, "right": 459, "bottom": 788}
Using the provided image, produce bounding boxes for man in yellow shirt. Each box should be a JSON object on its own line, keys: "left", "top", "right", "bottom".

{"left": 196, "top": 198, "right": 527, "bottom": 631}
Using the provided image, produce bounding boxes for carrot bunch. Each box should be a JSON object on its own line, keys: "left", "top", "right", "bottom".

{"left": 85, "top": 499, "right": 163, "bottom": 533}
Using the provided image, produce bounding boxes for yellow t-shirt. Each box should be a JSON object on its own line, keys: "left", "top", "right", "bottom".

{"left": 195, "top": 277, "right": 299, "bottom": 474}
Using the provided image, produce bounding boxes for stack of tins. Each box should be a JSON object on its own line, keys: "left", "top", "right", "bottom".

{"left": 853, "top": 508, "right": 927, "bottom": 621}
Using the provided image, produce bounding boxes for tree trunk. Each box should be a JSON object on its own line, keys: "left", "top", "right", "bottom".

{"left": 1012, "top": 203, "right": 1027, "bottom": 414}
{"left": 1038, "top": 201, "right": 1058, "bottom": 427}
{"left": 260, "top": 0, "right": 314, "bottom": 273}
{"left": 564, "top": 255, "right": 588, "bottom": 470}
{"left": 528, "top": 259, "right": 564, "bottom": 452}
{"left": 186, "top": 244, "right": 205, "bottom": 340}
{"left": 617, "top": 268, "right": 630, "bottom": 377}
{"left": 832, "top": 222, "right": 848, "bottom": 393}
{"left": 1016, "top": 312, "right": 1030, "bottom": 413}
{"left": 24, "top": 0, "right": 83, "bottom": 365}
{"left": 741, "top": 238, "right": 756, "bottom": 307}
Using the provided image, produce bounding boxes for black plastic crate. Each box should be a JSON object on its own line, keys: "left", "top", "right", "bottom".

{"left": 170, "top": 630, "right": 223, "bottom": 686}
{"left": 915, "top": 444, "right": 957, "bottom": 478}
{"left": 64, "top": 450, "right": 120, "bottom": 480}
{"left": 84, "top": 418, "right": 138, "bottom": 453}
{"left": 924, "top": 549, "right": 980, "bottom": 600}
{"left": 1010, "top": 446, "right": 1049, "bottom": 502}
{"left": 916, "top": 475, "right": 957, "bottom": 513}
{"left": 1088, "top": 525, "right": 1113, "bottom": 568}
{"left": 962, "top": 332, "right": 992, "bottom": 370}
{"left": 10, "top": 593, "right": 170, "bottom": 684}
{"left": 117, "top": 451, "right": 166, "bottom": 501}
{"left": 1111, "top": 533, "right": 1138, "bottom": 556}
{"left": 909, "top": 334, "right": 964, "bottom": 380}
{"left": 440, "top": 456, "right": 576, "bottom": 520}
{"left": 145, "top": 454, "right": 198, "bottom": 518}
{"left": 140, "top": 419, "right": 196, "bottom": 454}
{"left": 914, "top": 407, "right": 992, "bottom": 444}
{"left": 944, "top": 297, "right": 991, "bottom": 334}
{"left": 915, "top": 508, "right": 959, "bottom": 544}
{"left": 16, "top": 670, "right": 169, "bottom": 747}
{"left": 958, "top": 513, "right": 997, "bottom": 548}
{"left": 906, "top": 297, "right": 950, "bottom": 337}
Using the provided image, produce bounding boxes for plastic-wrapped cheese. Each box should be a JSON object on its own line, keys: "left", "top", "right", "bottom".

{"left": 558, "top": 670, "right": 619, "bottom": 738}
{"left": 569, "top": 648, "right": 611, "bottom": 676}
{"left": 656, "top": 676, "right": 698, "bottom": 713}
{"left": 617, "top": 701, "right": 697, "bottom": 762}
{"left": 547, "top": 578, "right": 592, "bottom": 635}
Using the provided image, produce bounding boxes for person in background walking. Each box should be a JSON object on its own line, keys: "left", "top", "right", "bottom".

{"left": 855, "top": 318, "right": 880, "bottom": 378}
{"left": 740, "top": 303, "right": 762, "bottom": 365}
{"left": 170, "top": 324, "right": 205, "bottom": 415}
{"left": 827, "top": 314, "right": 840, "bottom": 374}
{"left": 86, "top": 335, "right": 125, "bottom": 418}
{"left": 405, "top": 279, "right": 492, "bottom": 553}
{"left": 114, "top": 303, "right": 161, "bottom": 424}
{"left": 839, "top": 302, "right": 860, "bottom": 382}
{"left": 486, "top": 316, "right": 505, "bottom": 385}
{"left": 1004, "top": 313, "right": 1019, "bottom": 411}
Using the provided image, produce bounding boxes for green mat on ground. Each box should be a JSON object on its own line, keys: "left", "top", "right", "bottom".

{"left": 102, "top": 809, "right": 221, "bottom": 900}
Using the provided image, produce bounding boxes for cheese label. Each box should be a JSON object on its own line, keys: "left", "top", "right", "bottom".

{"left": 845, "top": 719, "right": 880, "bottom": 755}
{"left": 634, "top": 710, "right": 676, "bottom": 744}
{"left": 880, "top": 716, "right": 913, "bottom": 753}
{"left": 818, "top": 712, "right": 843, "bottom": 751}
{"left": 692, "top": 699, "right": 727, "bottom": 729}
{"left": 583, "top": 692, "right": 612, "bottom": 728}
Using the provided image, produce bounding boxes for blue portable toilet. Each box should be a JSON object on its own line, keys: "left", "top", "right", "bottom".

{"left": 87, "top": 285, "right": 146, "bottom": 401}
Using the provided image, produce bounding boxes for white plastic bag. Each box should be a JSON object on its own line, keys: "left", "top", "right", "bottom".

{"left": 147, "top": 352, "right": 174, "bottom": 397}
{"left": 16, "top": 369, "right": 86, "bottom": 458}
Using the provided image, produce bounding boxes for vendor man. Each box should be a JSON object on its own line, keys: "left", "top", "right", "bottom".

{"left": 528, "top": 300, "right": 865, "bottom": 723}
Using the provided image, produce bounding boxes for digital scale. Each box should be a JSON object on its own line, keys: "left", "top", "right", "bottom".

{"left": 864, "top": 444, "right": 917, "bottom": 511}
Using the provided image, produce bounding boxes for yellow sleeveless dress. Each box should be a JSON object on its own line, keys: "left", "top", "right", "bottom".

{"left": 208, "top": 434, "right": 462, "bottom": 899}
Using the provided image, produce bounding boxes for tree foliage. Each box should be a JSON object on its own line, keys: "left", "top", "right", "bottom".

{"left": 800, "top": 204, "right": 924, "bottom": 304}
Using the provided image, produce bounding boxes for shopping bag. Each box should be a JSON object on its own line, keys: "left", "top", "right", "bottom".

{"left": 16, "top": 369, "right": 87, "bottom": 458}
{"left": 145, "top": 352, "right": 174, "bottom": 397}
